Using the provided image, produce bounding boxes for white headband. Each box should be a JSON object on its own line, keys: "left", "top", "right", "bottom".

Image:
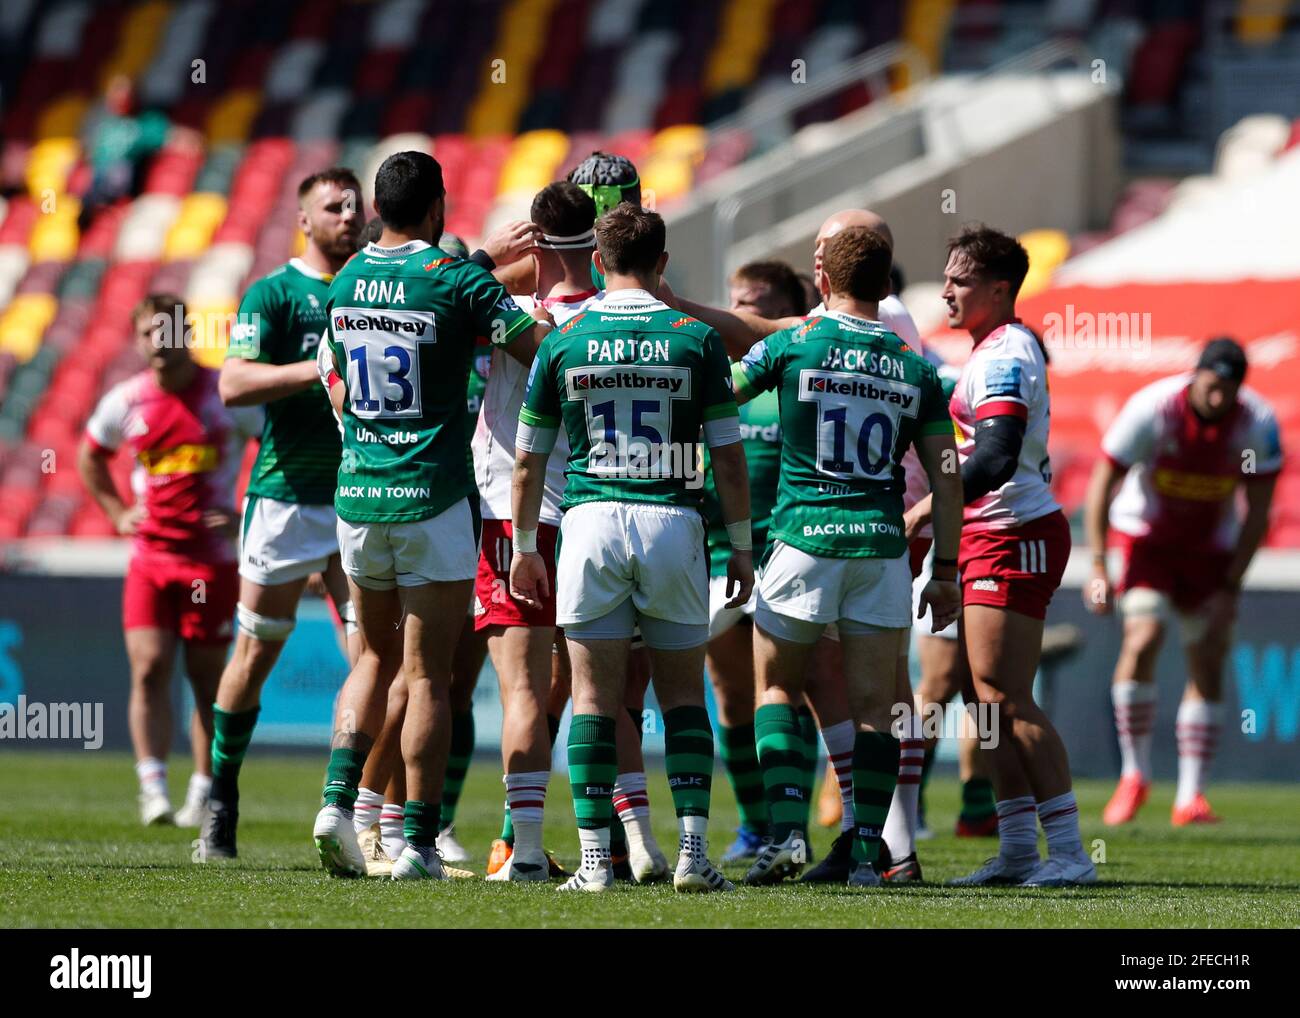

{"left": 537, "top": 229, "right": 595, "bottom": 250}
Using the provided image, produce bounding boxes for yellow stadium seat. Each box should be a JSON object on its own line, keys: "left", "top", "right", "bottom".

{"left": 100, "top": 2, "right": 172, "bottom": 85}
{"left": 185, "top": 299, "right": 239, "bottom": 369}
{"left": 0, "top": 293, "right": 59, "bottom": 362}
{"left": 206, "top": 90, "right": 262, "bottom": 144}
{"left": 466, "top": 0, "right": 555, "bottom": 136}
{"left": 36, "top": 95, "right": 90, "bottom": 141}
{"left": 1235, "top": 1, "right": 1285, "bottom": 44}
{"left": 898, "top": 0, "right": 950, "bottom": 88}
{"left": 28, "top": 197, "right": 81, "bottom": 262}
{"left": 24, "top": 138, "right": 80, "bottom": 199}
{"left": 707, "top": 0, "right": 775, "bottom": 93}
{"left": 496, "top": 129, "right": 570, "bottom": 194}
{"left": 1018, "top": 228, "right": 1070, "bottom": 299}
{"left": 640, "top": 154, "right": 693, "bottom": 205}
{"left": 651, "top": 125, "right": 709, "bottom": 159}
{"left": 163, "top": 193, "right": 227, "bottom": 260}
{"left": 467, "top": 94, "right": 519, "bottom": 138}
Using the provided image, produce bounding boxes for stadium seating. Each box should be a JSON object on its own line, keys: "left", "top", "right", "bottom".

{"left": 0, "top": 0, "right": 1290, "bottom": 545}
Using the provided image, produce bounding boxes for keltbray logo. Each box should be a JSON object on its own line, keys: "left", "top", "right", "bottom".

{"left": 804, "top": 374, "right": 915, "bottom": 408}
{"left": 567, "top": 370, "right": 685, "bottom": 396}
{"left": 333, "top": 312, "right": 428, "bottom": 335}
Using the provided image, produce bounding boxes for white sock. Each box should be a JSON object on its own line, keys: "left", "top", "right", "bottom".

{"left": 1038, "top": 791, "right": 1083, "bottom": 858}
{"left": 612, "top": 771, "right": 650, "bottom": 820}
{"left": 882, "top": 718, "right": 924, "bottom": 859}
{"left": 353, "top": 786, "right": 383, "bottom": 833}
{"left": 613, "top": 771, "right": 658, "bottom": 856}
{"left": 578, "top": 826, "right": 611, "bottom": 870}
{"left": 679, "top": 813, "right": 708, "bottom": 857}
{"left": 186, "top": 772, "right": 212, "bottom": 803}
{"left": 136, "top": 757, "right": 167, "bottom": 797}
{"left": 380, "top": 803, "right": 406, "bottom": 861}
{"left": 1175, "top": 699, "right": 1222, "bottom": 807}
{"left": 996, "top": 796, "right": 1039, "bottom": 862}
{"left": 505, "top": 770, "right": 549, "bottom": 855}
{"left": 821, "top": 720, "right": 856, "bottom": 833}
{"left": 1112, "top": 681, "right": 1156, "bottom": 779}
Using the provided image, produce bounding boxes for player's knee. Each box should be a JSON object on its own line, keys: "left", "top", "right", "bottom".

{"left": 132, "top": 658, "right": 171, "bottom": 690}
{"left": 236, "top": 602, "right": 296, "bottom": 643}
{"left": 1187, "top": 671, "right": 1224, "bottom": 703}
{"left": 337, "top": 598, "right": 357, "bottom": 637}
{"left": 1119, "top": 590, "right": 1166, "bottom": 648}
{"left": 1122, "top": 618, "right": 1165, "bottom": 660}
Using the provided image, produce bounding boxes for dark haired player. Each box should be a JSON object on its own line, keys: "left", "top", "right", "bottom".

{"left": 1084, "top": 338, "right": 1282, "bottom": 827}
{"left": 512, "top": 204, "right": 751, "bottom": 893}
{"left": 906, "top": 224, "right": 1093, "bottom": 886}
{"left": 81, "top": 296, "right": 261, "bottom": 827}
{"left": 201, "top": 168, "right": 364, "bottom": 856}
{"left": 734, "top": 227, "right": 961, "bottom": 887}
{"left": 312, "top": 151, "right": 546, "bottom": 879}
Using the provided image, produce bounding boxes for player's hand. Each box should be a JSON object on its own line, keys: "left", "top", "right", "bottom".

{"left": 201, "top": 508, "right": 238, "bottom": 538}
{"left": 919, "top": 578, "right": 960, "bottom": 633}
{"left": 481, "top": 220, "right": 541, "bottom": 266}
{"left": 1084, "top": 564, "right": 1113, "bottom": 615}
{"left": 509, "top": 550, "right": 550, "bottom": 608}
{"left": 1203, "top": 588, "right": 1238, "bottom": 634}
{"left": 724, "top": 549, "right": 755, "bottom": 609}
{"left": 902, "top": 506, "right": 925, "bottom": 541}
{"left": 113, "top": 504, "right": 147, "bottom": 536}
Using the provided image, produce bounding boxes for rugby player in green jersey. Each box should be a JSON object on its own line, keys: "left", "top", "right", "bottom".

{"left": 699, "top": 260, "right": 818, "bottom": 865}
{"left": 731, "top": 227, "right": 963, "bottom": 887}
{"left": 348, "top": 230, "right": 491, "bottom": 875}
{"left": 511, "top": 205, "right": 753, "bottom": 893}
{"left": 311, "top": 152, "right": 546, "bottom": 880}
{"left": 203, "top": 168, "right": 364, "bottom": 857}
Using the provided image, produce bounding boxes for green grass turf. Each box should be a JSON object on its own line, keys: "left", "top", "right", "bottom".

{"left": 1, "top": 750, "right": 1296, "bottom": 928}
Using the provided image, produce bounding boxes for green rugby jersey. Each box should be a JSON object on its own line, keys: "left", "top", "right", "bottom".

{"left": 732, "top": 310, "right": 951, "bottom": 559}
{"left": 466, "top": 335, "right": 491, "bottom": 432}
{"left": 702, "top": 386, "right": 780, "bottom": 575}
{"left": 227, "top": 259, "right": 339, "bottom": 504}
{"left": 519, "top": 289, "right": 738, "bottom": 511}
{"left": 325, "top": 241, "right": 534, "bottom": 524}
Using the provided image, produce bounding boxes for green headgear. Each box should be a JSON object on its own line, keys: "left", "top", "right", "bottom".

{"left": 569, "top": 152, "right": 640, "bottom": 217}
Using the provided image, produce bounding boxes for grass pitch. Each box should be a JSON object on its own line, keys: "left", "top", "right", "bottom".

{"left": 1, "top": 750, "right": 1296, "bottom": 928}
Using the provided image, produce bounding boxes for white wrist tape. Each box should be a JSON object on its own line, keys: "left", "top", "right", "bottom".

{"left": 726, "top": 519, "right": 752, "bottom": 552}
{"left": 514, "top": 527, "right": 538, "bottom": 554}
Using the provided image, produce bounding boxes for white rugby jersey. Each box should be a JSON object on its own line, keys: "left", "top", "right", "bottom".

{"left": 471, "top": 289, "right": 600, "bottom": 524}
{"left": 950, "top": 319, "right": 1059, "bottom": 530}
{"left": 1103, "top": 373, "right": 1283, "bottom": 550}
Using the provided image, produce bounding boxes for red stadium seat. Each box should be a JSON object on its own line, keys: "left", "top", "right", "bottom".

{"left": 1126, "top": 22, "right": 1198, "bottom": 108}
{"left": 0, "top": 197, "right": 38, "bottom": 246}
